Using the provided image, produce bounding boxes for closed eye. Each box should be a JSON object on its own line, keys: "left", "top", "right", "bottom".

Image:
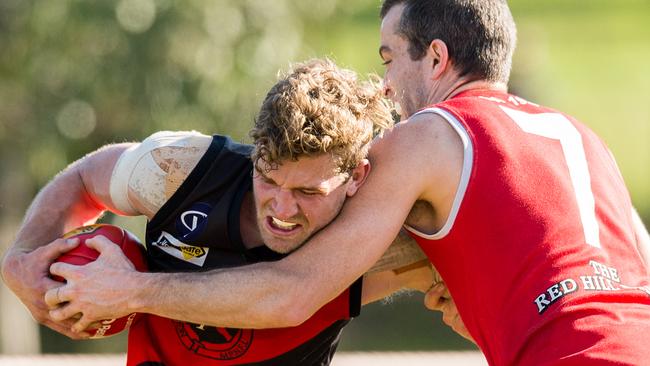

{"left": 299, "top": 190, "right": 322, "bottom": 196}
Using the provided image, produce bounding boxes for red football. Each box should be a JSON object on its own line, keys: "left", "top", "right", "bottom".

{"left": 52, "top": 224, "right": 147, "bottom": 338}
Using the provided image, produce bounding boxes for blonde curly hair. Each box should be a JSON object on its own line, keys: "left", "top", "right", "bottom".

{"left": 250, "top": 58, "right": 394, "bottom": 174}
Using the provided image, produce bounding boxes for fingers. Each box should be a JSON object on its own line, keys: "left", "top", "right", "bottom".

{"left": 48, "top": 261, "right": 80, "bottom": 283}
{"left": 49, "top": 302, "right": 80, "bottom": 322}
{"left": 72, "top": 314, "right": 95, "bottom": 334}
{"left": 441, "top": 298, "right": 457, "bottom": 326}
{"left": 38, "top": 238, "right": 79, "bottom": 261}
{"left": 43, "top": 319, "right": 90, "bottom": 340}
{"left": 424, "top": 282, "right": 447, "bottom": 310}
{"left": 84, "top": 235, "right": 118, "bottom": 253}
{"left": 44, "top": 285, "right": 70, "bottom": 308}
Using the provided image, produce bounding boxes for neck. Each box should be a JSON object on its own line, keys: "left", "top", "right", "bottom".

{"left": 428, "top": 75, "right": 508, "bottom": 106}
{"left": 239, "top": 190, "right": 264, "bottom": 249}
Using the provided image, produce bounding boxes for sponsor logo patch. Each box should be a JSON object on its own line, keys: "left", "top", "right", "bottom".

{"left": 176, "top": 202, "right": 211, "bottom": 241}
{"left": 151, "top": 231, "right": 209, "bottom": 267}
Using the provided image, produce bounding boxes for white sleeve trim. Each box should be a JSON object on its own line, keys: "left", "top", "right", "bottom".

{"left": 109, "top": 130, "right": 205, "bottom": 215}
{"left": 403, "top": 107, "right": 474, "bottom": 240}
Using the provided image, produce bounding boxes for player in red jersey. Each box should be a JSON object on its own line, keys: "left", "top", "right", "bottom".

{"left": 26, "top": 1, "right": 650, "bottom": 364}
{"left": 1, "top": 59, "right": 437, "bottom": 365}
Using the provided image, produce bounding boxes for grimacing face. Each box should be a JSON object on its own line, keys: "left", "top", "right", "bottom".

{"left": 252, "top": 154, "right": 368, "bottom": 254}
{"left": 380, "top": 4, "right": 431, "bottom": 118}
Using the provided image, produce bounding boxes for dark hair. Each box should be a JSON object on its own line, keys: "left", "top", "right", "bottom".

{"left": 380, "top": 0, "right": 516, "bottom": 83}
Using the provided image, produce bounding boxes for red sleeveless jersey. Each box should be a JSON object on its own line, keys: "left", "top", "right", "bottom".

{"left": 405, "top": 89, "right": 650, "bottom": 365}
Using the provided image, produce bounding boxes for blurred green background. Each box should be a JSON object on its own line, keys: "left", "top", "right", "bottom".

{"left": 1, "top": 0, "right": 648, "bottom": 355}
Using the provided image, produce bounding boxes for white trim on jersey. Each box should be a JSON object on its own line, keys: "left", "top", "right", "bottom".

{"left": 403, "top": 107, "right": 474, "bottom": 240}
{"left": 109, "top": 130, "right": 205, "bottom": 215}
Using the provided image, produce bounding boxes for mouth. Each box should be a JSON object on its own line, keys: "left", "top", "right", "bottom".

{"left": 266, "top": 216, "right": 302, "bottom": 235}
{"left": 394, "top": 101, "right": 403, "bottom": 116}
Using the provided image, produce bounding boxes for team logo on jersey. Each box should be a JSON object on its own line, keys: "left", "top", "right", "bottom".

{"left": 150, "top": 231, "right": 209, "bottom": 267}
{"left": 175, "top": 321, "right": 253, "bottom": 360}
{"left": 176, "top": 202, "right": 211, "bottom": 241}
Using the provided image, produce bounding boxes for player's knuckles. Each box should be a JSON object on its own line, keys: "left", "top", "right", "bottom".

{"left": 50, "top": 304, "right": 80, "bottom": 322}
{"left": 72, "top": 316, "right": 94, "bottom": 334}
{"left": 87, "top": 235, "right": 115, "bottom": 250}
{"left": 44, "top": 289, "right": 60, "bottom": 307}
{"left": 49, "top": 262, "right": 80, "bottom": 279}
{"left": 42, "top": 238, "right": 75, "bottom": 257}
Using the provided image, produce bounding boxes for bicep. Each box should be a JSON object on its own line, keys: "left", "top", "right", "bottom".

{"left": 77, "top": 143, "right": 135, "bottom": 215}
{"left": 83, "top": 131, "right": 211, "bottom": 218}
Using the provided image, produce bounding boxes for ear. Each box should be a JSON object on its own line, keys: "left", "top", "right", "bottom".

{"left": 428, "top": 39, "right": 450, "bottom": 79}
{"left": 346, "top": 159, "right": 371, "bottom": 197}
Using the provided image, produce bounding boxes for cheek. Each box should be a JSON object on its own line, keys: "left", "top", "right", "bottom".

{"left": 302, "top": 195, "right": 346, "bottom": 227}
{"left": 253, "top": 185, "right": 274, "bottom": 208}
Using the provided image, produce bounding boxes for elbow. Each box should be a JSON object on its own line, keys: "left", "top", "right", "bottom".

{"left": 269, "top": 294, "right": 318, "bottom": 328}
{"left": 257, "top": 271, "right": 322, "bottom": 328}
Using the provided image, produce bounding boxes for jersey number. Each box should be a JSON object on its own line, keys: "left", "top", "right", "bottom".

{"left": 500, "top": 106, "right": 601, "bottom": 248}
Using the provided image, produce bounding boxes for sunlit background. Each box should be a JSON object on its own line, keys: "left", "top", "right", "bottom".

{"left": 1, "top": 0, "right": 648, "bottom": 355}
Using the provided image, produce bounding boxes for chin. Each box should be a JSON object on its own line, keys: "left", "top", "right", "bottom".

{"left": 263, "top": 237, "right": 303, "bottom": 254}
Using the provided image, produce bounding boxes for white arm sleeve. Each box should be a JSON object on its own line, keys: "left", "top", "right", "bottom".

{"left": 109, "top": 130, "right": 210, "bottom": 216}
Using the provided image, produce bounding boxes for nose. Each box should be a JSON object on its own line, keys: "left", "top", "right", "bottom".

{"left": 271, "top": 189, "right": 299, "bottom": 219}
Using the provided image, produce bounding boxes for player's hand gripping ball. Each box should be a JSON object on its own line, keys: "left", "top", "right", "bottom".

{"left": 52, "top": 224, "right": 147, "bottom": 338}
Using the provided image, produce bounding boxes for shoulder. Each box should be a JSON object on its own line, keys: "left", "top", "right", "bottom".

{"left": 370, "top": 111, "right": 463, "bottom": 167}
{"left": 368, "top": 111, "right": 465, "bottom": 209}
{"left": 109, "top": 131, "right": 213, "bottom": 218}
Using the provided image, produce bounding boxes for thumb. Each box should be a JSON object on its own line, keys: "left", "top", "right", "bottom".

{"left": 40, "top": 238, "right": 80, "bottom": 260}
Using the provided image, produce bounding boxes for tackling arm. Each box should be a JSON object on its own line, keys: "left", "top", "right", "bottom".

{"left": 50, "top": 113, "right": 461, "bottom": 331}
{"left": 361, "top": 230, "right": 441, "bottom": 305}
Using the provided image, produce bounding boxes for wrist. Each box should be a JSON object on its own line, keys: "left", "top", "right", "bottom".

{"left": 127, "top": 272, "right": 160, "bottom": 314}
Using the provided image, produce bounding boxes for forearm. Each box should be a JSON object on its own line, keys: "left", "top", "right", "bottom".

{"left": 132, "top": 262, "right": 309, "bottom": 328}
{"left": 362, "top": 262, "right": 437, "bottom": 305}
{"left": 365, "top": 229, "right": 427, "bottom": 274}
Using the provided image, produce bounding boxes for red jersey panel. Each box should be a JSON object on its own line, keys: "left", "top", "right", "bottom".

{"left": 126, "top": 282, "right": 360, "bottom": 366}
{"left": 406, "top": 90, "right": 650, "bottom": 366}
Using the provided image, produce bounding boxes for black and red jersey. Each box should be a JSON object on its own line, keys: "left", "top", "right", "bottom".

{"left": 128, "top": 135, "right": 362, "bottom": 366}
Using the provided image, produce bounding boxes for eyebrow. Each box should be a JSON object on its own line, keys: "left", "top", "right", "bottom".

{"left": 259, "top": 173, "right": 328, "bottom": 193}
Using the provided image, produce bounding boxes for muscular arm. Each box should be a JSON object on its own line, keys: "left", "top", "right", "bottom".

{"left": 52, "top": 113, "right": 461, "bottom": 330}
{"left": 361, "top": 230, "right": 439, "bottom": 305}
{"left": 0, "top": 144, "right": 130, "bottom": 337}
{"left": 1, "top": 131, "right": 210, "bottom": 337}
